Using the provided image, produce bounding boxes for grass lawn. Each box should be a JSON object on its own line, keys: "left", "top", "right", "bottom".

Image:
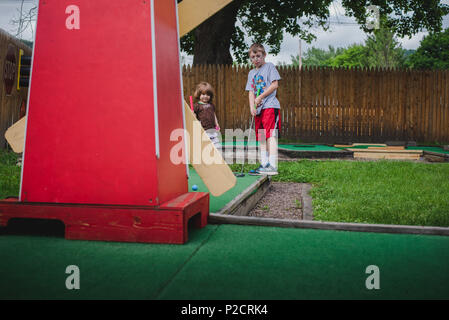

{"left": 2, "top": 149, "right": 449, "bottom": 227}
{"left": 0, "top": 149, "right": 21, "bottom": 199}
{"left": 231, "top": 160, "right": 449, "bottom": 227}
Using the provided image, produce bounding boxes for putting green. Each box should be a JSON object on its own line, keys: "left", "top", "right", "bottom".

{"left": 0, "top": 224, "right": 448, "bottom": 299}
{"left": 278, "top": 145, "right": 342, "bottom": 152}
{"left": 0, "top": 226, "right": 217, "bottom": 299}
{"left": 220, "top": 142, "right": 342, "bottom": 152}
{"left": 335, "top": 145, "right": 449, "bottom": 155}
{"left": 335, "top": 145, "right": 386, "bottom": 149}
{"left": 221, "top": 141, "right": 259, "bottom": 147}
{"left": 188, "top": 168, "right": 261, "bottom": 213}
{"left": 407, "top": 146, "right": 449, "bottom": 155}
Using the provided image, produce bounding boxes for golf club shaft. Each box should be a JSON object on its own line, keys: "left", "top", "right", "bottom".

{"left": 238, "top": 91, "right": 259, "bottom": 176}
{"left": 240, "top": 114, "right": 254, "bottom": 175}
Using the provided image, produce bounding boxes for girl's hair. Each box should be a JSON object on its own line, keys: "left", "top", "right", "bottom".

{"left": 194, "top": 82, "right": 214, "bottom": 103}
{"left": 248, "top": 43, "right": 266, "bottom": 56}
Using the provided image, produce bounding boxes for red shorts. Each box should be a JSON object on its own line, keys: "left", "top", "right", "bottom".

{"left": 254, "top": 108, "right": 281, "bottom": 141}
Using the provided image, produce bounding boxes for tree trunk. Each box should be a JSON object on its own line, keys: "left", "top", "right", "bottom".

{"left": 193, "top": 1, "right": 242, "bottom": 65}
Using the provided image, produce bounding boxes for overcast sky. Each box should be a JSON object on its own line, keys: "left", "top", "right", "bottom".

{"left": 270, "top": 0, "right": 449, "bottom": 64}
{"left": 1, "top": 0, "right": 448, "bottom": 65}
{"left": 0, "top": 0, "right": 36, "bottom": 39}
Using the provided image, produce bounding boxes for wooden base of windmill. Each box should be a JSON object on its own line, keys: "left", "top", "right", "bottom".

{"left": 0, "top": 192, "right": 209, "bottom": 244}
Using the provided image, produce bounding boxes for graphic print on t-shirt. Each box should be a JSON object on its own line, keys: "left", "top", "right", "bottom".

{"left": 252, "top": 75, "right": 266, "bottom": 95}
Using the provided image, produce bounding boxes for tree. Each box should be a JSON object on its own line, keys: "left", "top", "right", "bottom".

{"left": 405, "top": 28, "right": 449, "bottom": 69}
{"left": 290, "top": 46, "right": 345, "bottom": 67}
{"left": 403, "top": 49, "right": 416, "bottom": 62}
{"left": 182, "top": 0, "right": 334, "bottom": 65}
{"left": 9, "top": 0, "right": 38, "bottom": 41}
{"left": 363, "top": 19, "right": 407, "bottom": 68}
{"left": 327, "top": 44, "right": 368, "bottom": 68}
{"left": 181, "top": 0, "right": 449, "bottom": 65}
{"left": 292, "top": 22, "right": 408, "bottom": 68}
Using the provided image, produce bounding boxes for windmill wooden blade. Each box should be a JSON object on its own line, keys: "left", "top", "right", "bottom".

{"left": 4, "top": 116, "right": 26, "bottom": 153}
{"left": 178, "top": 0, "right": 233, "bottom": 37}
{"left": 184, "top": 101, "right": 236, "bottom": 197}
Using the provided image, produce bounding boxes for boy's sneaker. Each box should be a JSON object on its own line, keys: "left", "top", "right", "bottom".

{"left": 257, "top": 164, "right": 278, "bottom": 176}
{"left": 255, "top": 164, "right": 267, "bottom": 173}
{"left": 248, "top": 164, "right": 267, "bottom": 176}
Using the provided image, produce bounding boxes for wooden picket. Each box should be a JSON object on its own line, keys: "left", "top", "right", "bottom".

{"left": 2, "top": 58, "right": 448, "bottom": 149}
{"left": 181, "top": 64, "right": 449, "bottom": 143}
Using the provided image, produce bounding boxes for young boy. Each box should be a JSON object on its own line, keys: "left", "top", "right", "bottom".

{"left": 245, "top": 43, "right": 281, "bottom": 175}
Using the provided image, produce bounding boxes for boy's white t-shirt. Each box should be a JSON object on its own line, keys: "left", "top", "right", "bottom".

{"left": 245, "top": 62, "right": 281, "bottom": 115}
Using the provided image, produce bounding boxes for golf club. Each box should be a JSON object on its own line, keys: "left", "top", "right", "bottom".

{"left": 234, "top": 114, "right": 254, "bottom": 177}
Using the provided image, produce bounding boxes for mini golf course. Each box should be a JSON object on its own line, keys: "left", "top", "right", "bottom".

{"left": 1, "top": 223, "right": 448, "bottom": 299}
{"left": 221, "top": 142, "right": 353, "bottom": 160}
{"left": 275, "top": 144, "right": 449, "bottom": 161}
{"left": 2, "top": 157, "right": 449, "bottom": 300}
{"left": 187, "top": 168, "right": 263, "bottom": 214}
{"left": 1, "top": 166, "right": 449, "bottom": 299}
{"left": 278, "top": 144, "right": 352, "bottom": 159}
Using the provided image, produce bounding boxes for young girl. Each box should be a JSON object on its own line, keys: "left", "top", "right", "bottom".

{"left": 193, "top": 82, "right": 221, "bottom": 150}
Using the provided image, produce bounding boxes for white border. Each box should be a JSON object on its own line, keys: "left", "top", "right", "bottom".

{"left": 175, "top": 0, "right": 190, "bottom": 178}
{"left": 150, "top": 0, "right": 160, "bottom": 158}
{"left": 19, "top": 0, "right": 40, "bottom": 201}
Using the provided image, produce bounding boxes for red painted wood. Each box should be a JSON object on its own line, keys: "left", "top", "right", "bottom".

{"left": 21, "top": 0, "right": 188, "bottom": 207}
{"left": 154, "top": 0, "right": 189, "bottom": 204}
{"left": 22, "top": 0, "right": 157, "bottom": 205}
{"left": 9, "top": 1, "right": 209, "bottom": 244}
{"left": 0, "top": 192, "right": 209, "bottom": 244}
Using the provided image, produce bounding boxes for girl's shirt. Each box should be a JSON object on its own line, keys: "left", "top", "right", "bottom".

{"left": 194, "top": 102, "right": 216, "bottom": 130}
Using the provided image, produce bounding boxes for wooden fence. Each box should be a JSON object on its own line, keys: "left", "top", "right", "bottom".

{"left": 183, "top": 65, "right": 449, "bottom": 143}
{"left": 0, "top": 29, "right": 32, "bottom": 149}
{"left": 1, "top": 60, "right": 448, "bottom": 149}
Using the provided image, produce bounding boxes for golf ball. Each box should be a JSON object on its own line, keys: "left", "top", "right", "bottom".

{"left": 192, "top": 185, "right": 198, "bottom": 191}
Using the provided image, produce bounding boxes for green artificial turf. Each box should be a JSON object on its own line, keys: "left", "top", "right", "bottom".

{"left": 407, "top": 146, "right": 449, "bottom": 155}
{"left": 278, "top": 144, "right": 342, "bottom": 151}
{"left": 158, "top": 225, "right": 449, "bottom": 300}
{"left": 187, "top": 168, "right": 260, "bottom": 213}
{"left": 220, "top": 141, "right": 259, "bottom": 147}
{"left": 335, "top": 145, "right": 388, "bottom": 149}
{"left": 221, "top": 142, "right": 342, "bottom": 152}
{"left": 335, "top": 145, "right": 449, "bottom": 155}
{"left": 1, "top": 224, "right": 448, "bottom": 299}
{"left": 0, "top": 225, "right": 218, "bottom": 299}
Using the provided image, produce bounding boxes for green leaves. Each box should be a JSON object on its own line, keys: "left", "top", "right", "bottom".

{"left": 342, "top": 0, "right": 449, "bottom": 37}
{"left": 405, "top": 28, "right": 449, "bottom": 69}
{"left": 181, "top": 0, "right": 449, "bottom": 65}
{"left": 328, "top": 44, "right": 369, "bottom": 68}
{"left": 291, "top": 21, "right": 407, "bottom": 68}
